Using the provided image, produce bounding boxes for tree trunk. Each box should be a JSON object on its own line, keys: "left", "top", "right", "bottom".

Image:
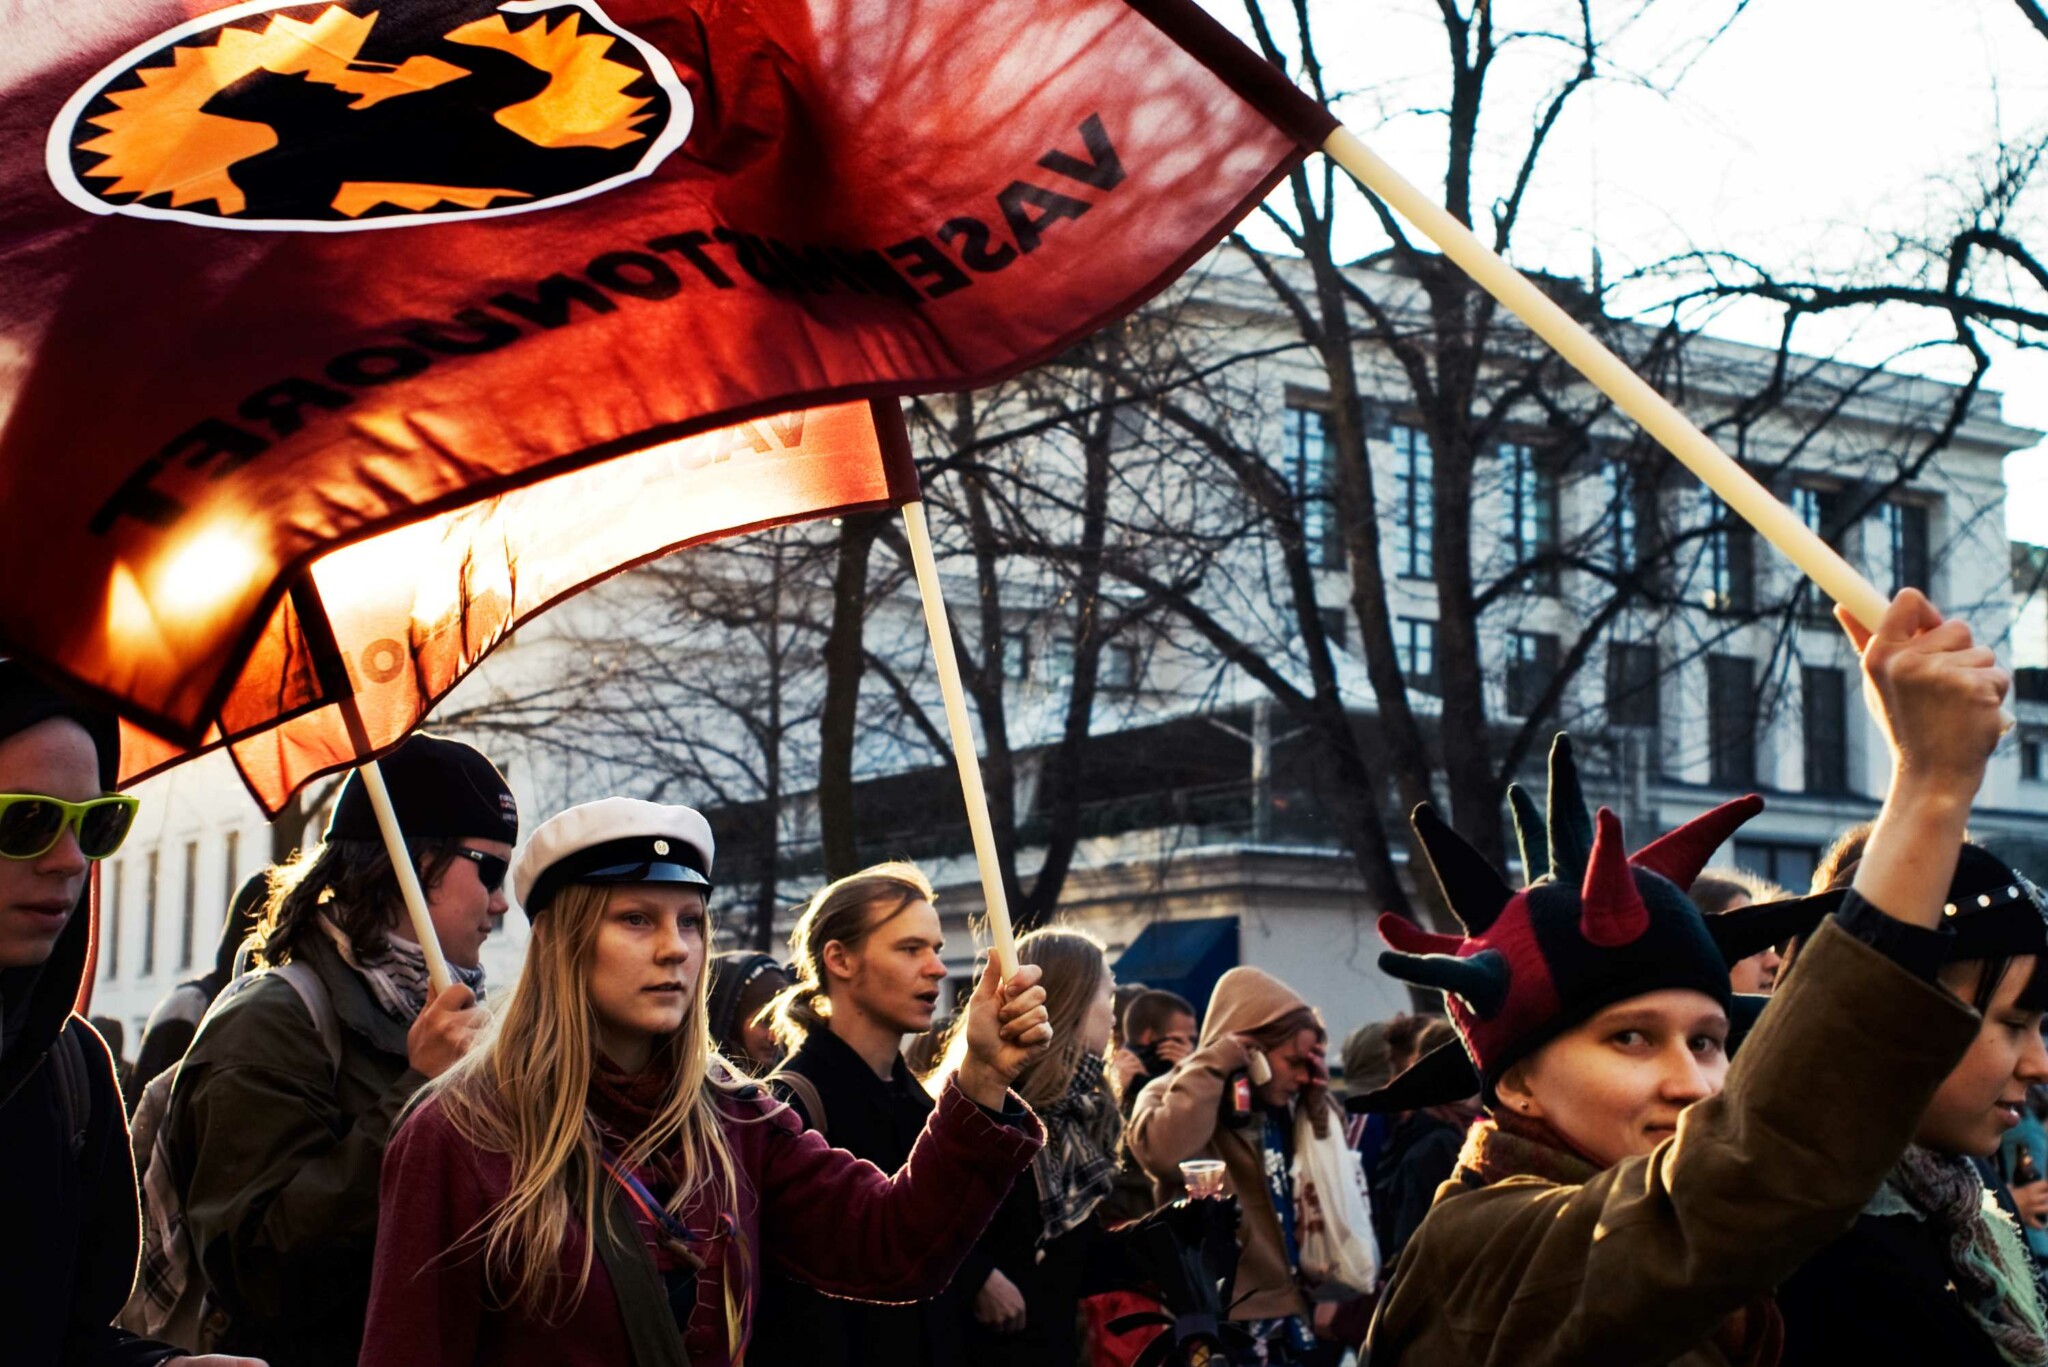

{"left": 818, "top": 514, "right": 880, "bottom": 876}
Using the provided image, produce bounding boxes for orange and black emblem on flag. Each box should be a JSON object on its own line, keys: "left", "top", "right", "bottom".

{"left": 46, "top": 1, "right": 692, "bottom": 231}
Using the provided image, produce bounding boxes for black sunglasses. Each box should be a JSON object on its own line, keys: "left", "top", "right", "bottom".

{"left": 448, "top": 847, "right": 508, "bottom": 893}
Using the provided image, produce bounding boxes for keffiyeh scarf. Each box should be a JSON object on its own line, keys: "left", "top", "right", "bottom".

{"left": 1032, "top": 1052, "right": 1119, "bottom": 1243}
{"left": 318, "top": 911, "right": 486, "bottom": 1023}
{"left": 1873, "top": 1144, "right": 2048, "bottom": 1367}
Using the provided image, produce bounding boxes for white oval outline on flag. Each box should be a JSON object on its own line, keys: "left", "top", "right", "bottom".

{"left": 42, "top": 0, "right": 694, "bottom": 234}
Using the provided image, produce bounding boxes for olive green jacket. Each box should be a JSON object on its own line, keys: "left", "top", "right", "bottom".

{"left": 167, "top": 935, "right": 428, "bottom": 1367}
{"left": 1366, "top": 919, "right": 1980, "bottom": 1367}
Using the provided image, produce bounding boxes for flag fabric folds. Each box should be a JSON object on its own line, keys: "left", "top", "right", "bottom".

{"left": 0, "top": 0, "right": 1333, "bottom": 809}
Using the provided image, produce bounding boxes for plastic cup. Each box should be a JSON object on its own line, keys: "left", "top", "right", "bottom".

{"left": 1180, "top": 1159, "right": 1228, "bottom": 1200}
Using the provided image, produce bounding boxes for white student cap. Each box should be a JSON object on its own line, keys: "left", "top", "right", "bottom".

{"left": 510, "top": 797, "right": 716, "bottom": 917}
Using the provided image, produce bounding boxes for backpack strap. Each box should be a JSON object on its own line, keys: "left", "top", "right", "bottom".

{"left": 49, "top": 1023, "right": 93, "bottom": 1159}
{"left": 270, "top": 960, "right": 344, "bottom": 1074}
{"left": 765, "top": 1070, "right": 827, "bottom": 1140}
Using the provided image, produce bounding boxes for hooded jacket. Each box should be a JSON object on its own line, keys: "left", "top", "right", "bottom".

{"left": 0, "top": 880, "right": 181, "bottom": 1367}
{"left": 1126, "top": 965, "right": 1316, "bottom": 1322}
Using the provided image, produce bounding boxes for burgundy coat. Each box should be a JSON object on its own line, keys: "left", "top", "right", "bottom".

{"left": 360, "top": 1078, "right": 1043, "bottom": 1367}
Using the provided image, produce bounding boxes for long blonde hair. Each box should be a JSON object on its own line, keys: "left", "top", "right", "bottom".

{"left": 767, "top": 861, "right": 934, "bottom": 1051}
{"left": 928, "top": 927, "right": 1114, "bottom": 1112}
{"left": 421, "top": 882, "right": 748, "bottom": 1332}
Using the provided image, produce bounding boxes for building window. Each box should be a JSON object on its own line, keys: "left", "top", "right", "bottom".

{"left": 2022, "top": 733, "right": 2044, "bottom": 784}
{"left": 107, "top": 861, "right": 122, "bottom": 981}
{"left": 1607, "top": 643, "right": 1659, "bottom": 729}
{"left": 1802, "top": 666, "right": 1849, "bottom": 794}
{"left": 1391, "top": 424, "right": 1433, "bottom": 579}
{"left": 1702, "top": 495, "right": 1755, "bottom": 613}
{"left": 1791, "top": 485, "right": 1843, "bottom": 620}
{"left": 1101, "top": 639, "right": 1142, "bottom": 694}
{"left": 1735, "top": 839, "right": 1820, "bottom": 894}
{"left": 1708, "top": 656, "right": 1758, "bottom": 787}
{"left": 1502, "top": 442, "right": 1559, "bottom": 593}
{"left": 1002, "top": 628, "right": 1031, "bottom": 682}
{"left": 1604, "top": 460, "right": 1643, "bottom": 575}
{"left": 179, "top": 840, "right": 199, "bottom": 971}
{"left": 1043, "top": 634, "right": 1074, "bottom": 685}
{"left": 142, "top": 849, "right": 159, "bottom": 978}
{"left": 1877, "top": 499, "right": 1931, "bottom": 596}
{"left": 224, "top": 829, "right": 240, "bottom": 898}
{"left": 1397, "top": 617, "right": 1437, "bottom": 692}
{"left": 1282, "top": 405, "right": 1344, "bottom": 569}
{"left": 1317, "top": 607, "right": 1348, "bottom": 651}
{"left": 1506, "top": 631, "right": 1560, "bottom": 717}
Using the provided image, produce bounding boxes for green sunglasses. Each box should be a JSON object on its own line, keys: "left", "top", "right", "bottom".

{"left": 0, "top": 793, "right": 140, "bottom": 861}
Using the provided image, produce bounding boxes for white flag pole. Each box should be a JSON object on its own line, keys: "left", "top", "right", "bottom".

{"left": 289, "top": 578, "right": 454, "bottom": 994}
{"left": 899, "top": 500, "right": 1021, "bottom": 978}
{"left": 1318, "top": 127, "right": 1893, "bottom": 629}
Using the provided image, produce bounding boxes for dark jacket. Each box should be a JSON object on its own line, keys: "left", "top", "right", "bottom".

{"left": 0, "top": 887, "right": 179, "bottom": 1367}
{"left": 749, "top": 1025, "right": 984, "bottom": 1367}
{"left": 1778, "top": 1208, "right": 2009, "bottom": 1367}
{"left": 1365, "top": 919, "right": 1982, "bottom": 1367}
{"left": 963, "top": 1145, "right": 1115, "bottom": 1367}
{"left": 1369, "top": 1109, "right": 1467, "bottom": 1262}
{"left": 167, "top": 931, "right": 428, "bottom": 1367}
{"left": 362, "top": 1073, "right": 1043, "bottom": 1367}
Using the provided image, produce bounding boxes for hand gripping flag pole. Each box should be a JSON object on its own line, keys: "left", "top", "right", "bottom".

{"left": 290, "top": 580, "right": 455, "bottom": 995}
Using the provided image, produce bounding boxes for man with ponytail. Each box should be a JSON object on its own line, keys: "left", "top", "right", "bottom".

{"left": 361, "top": 802, "right": 1052, "bottom": 1367}
{"left": 749, "top": 862, "right": 981, "bottom": 1367}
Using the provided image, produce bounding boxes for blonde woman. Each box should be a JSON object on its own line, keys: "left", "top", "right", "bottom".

{"left": 929, "top": 927, "right": 1122, "bottom": 1367}
{"left": 359, "top": 800, "right": 1051, "bottom": 1367}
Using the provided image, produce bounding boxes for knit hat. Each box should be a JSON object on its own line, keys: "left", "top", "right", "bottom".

{"left": 0, "top": 661, "right": 120, "bottom": 790}
{"left": 1360, "top": 735, "right": 1833, "bottom": 1110}
{"left": 324, "top": 733, "right": 516, "bottom": 845}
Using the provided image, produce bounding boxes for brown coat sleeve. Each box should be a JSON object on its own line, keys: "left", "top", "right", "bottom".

{"left": 1126, "top": 1032, "right": 1248, "bottom": 1184}
{"left": 1368, "top": 919, "right": 1981, "bottom": 1367}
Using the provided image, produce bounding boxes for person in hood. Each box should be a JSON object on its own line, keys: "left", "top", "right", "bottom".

{"left": 165, "top": 733, "right": 515, "bottom": 1367}
{"left": 360, "top": 798, "right": 1051, "bottom": 1367}
{"left": 0, "top": 661, "right": 259, "bottom": 1367}
{"left": 1126, "top": 961, "right": 1367, "bottom": 1360}
{"left": 1361, "top": 591, "right": 2008, "bottom": 1367}
{"left": 1778, "top": 844, "right": 2048, "bottom": 1367}
{"left": 705, "top": 949, "right": 789, "bottom": 1073}
{"left": 128, "top": 870, "right": 268, "bottom": 1107}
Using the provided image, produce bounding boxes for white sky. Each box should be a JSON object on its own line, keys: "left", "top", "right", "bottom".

{"left": 1236, "top": 0, "right": 2048, "bottom": 543}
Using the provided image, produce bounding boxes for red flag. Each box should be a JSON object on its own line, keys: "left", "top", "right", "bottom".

{"left": 0, "top": 0, "right": 1332, "bottom": 808}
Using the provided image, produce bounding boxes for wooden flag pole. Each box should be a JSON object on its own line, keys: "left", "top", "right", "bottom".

{"left": 900, "top": 500, "right": 1021, "bottom": 978}
{"left": 288, "top": 578, "right": 454, "bottom": 994}
{"left": 1318, "top": 127, "right": 1894, "bottom": 630}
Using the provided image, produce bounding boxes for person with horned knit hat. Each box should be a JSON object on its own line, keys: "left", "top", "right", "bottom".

{"left": 361, "top": 797, "right": 1053, "bottom": 1367}
{"left": 1359, "top": 591, "right": 2009, "bottom": 1367}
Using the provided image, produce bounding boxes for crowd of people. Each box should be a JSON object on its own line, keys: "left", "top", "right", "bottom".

{"left": 2, "top": 589, "right": 2045, "bottom": 1367}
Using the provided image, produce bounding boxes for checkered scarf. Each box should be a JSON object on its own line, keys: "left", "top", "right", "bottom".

{"left": 1032, "top": 1052, "right": 1120, "bottom": 1244}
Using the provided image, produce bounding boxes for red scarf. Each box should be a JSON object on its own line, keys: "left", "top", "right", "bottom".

{"left": 1457, "top": 1112, "right": 1784, "bottom": 1367}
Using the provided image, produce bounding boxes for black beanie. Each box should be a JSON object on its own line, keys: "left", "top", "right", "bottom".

{"left": 325, "top": 734, "right": 516, "bottom": 845}
{"left": 0, "top": 660, "right": 120, "bottom": 790}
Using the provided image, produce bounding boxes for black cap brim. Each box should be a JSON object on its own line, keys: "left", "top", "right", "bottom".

{"left": 1346, "top": 1038, "right": 1481, "bottom": 1115}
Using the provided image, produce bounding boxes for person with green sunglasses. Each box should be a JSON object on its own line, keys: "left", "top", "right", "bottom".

{"left": 0, "top": 660, "right": 264, "bottom": 1367}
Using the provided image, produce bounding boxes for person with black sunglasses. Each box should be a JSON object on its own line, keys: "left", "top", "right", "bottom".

{"left": 0, "top": 661, "right": 260, "bottom": 1367}
{"left": 161, "top": 733, "right": 516, "bottom": 1367}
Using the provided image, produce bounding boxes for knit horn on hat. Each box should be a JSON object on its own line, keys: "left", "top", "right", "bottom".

{"left": 1367, "top": 733, "right": 1775, "bottom": 1111}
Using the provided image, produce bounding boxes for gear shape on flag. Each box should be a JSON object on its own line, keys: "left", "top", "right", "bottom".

{"left": 45, "top": 0, "right": 694, "bottom": 232}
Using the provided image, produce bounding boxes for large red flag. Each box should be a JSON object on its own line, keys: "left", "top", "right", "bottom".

{"left": 0, "top": 0, "right": 1332, "bottom": 809}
